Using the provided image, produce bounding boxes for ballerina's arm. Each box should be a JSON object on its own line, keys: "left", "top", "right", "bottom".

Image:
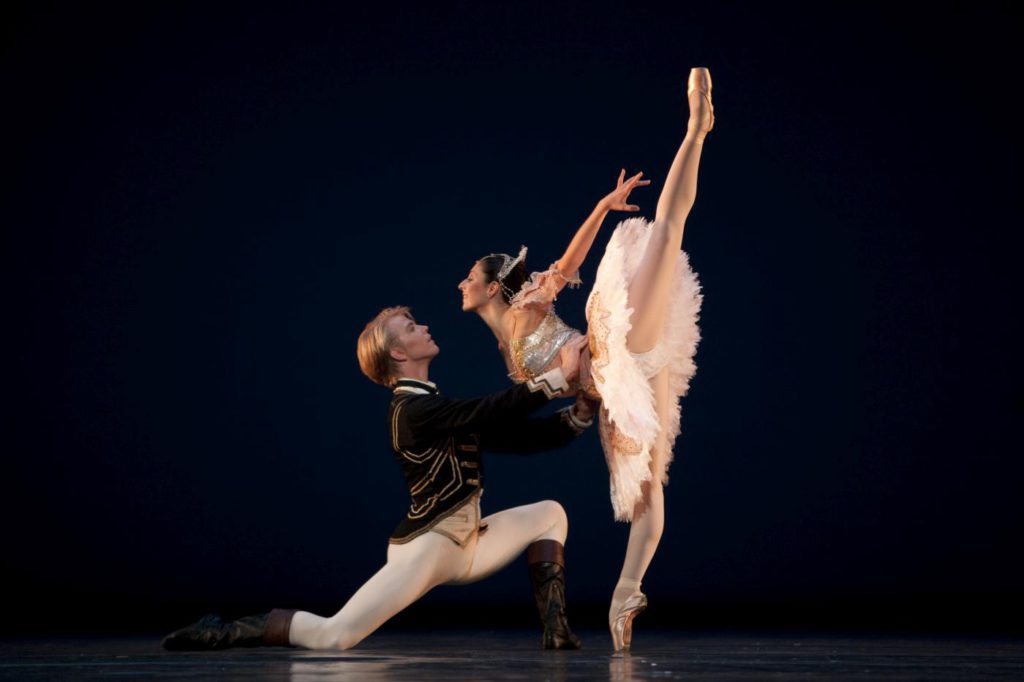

{"left": 553, "top": 169, "right": 651, "bottom": 283}
{"left": 505, "top": 171, "right": 650, "bottom": 333}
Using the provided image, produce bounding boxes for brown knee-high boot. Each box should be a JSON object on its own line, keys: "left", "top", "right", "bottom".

{"left": 162, "top": 608, "right": 297, "bottom": 650}
{"left": 527, "top": 540, "right": 582, "bottom": 650}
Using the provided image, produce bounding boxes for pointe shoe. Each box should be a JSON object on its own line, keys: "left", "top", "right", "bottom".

{"left": 609, "top": 592, "right": 647, "bottom": 652}
{"left": 686, "top": 67, "right": 714, "bottom": 139}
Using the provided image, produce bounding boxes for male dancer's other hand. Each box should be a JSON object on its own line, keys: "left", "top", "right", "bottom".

{"left": 572, "top": 394, "right": 599, "bottom": 423}
{"left": 558, "top": 335, "right": 590, "bottom": 388}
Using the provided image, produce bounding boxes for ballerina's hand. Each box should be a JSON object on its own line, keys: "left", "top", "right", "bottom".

{"left": 558, "top": 335, "right": 590, "bottom": 387}
{"left": 599, "top": 169, "right": 651, "bottom": 212}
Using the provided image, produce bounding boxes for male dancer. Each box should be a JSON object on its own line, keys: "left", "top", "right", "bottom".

{"left": 163, "top": 306, "right": 594, "bottom": 651}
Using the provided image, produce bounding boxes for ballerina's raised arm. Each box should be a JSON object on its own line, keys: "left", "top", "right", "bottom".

{"left": 551, "top": 169, "right": 651, "bottom": 289}
{"left": 499, "top": 169, "right": 653, "bottom": 331}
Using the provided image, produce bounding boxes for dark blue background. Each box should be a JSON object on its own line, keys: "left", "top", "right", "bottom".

{"left": 5, "top": 2, "right": 1021, "bottom": 634}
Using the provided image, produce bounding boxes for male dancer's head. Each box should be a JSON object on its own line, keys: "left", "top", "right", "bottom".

{"left": 357, "top": 306, "right": 438, "bottom": 386}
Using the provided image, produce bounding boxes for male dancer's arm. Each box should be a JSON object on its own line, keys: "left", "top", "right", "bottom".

{"left": 395, "top": 368, "right": 571, "bottom": 449}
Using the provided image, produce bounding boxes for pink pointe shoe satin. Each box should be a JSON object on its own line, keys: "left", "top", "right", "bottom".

{"left": 686, "top": 67, "right": 714, "bottom": 139}
{"left": 609, "top": 592, "right": 648, "bottom": 652}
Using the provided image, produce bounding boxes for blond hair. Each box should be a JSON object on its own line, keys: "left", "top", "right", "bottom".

{"left": 357, "top": 305, "right": 410, "bottom": 386}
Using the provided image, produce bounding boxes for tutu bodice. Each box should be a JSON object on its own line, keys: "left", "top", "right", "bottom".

{"left": 503, "top": 263, "right": 589, "bottom": 385}
{"left": 509, "top": 311, "right": 580, "bottom": 380}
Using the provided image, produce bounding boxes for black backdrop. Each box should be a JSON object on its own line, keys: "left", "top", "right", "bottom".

{"left": 4, "top": 2, "right": 1022, "bottom": 634}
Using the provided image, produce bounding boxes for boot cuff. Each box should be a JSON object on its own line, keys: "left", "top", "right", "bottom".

{"left": 527, "top": 539, "right": 564, "bottom": 567}
{"left": 263, "top": 608, "right": 298, "bottom": 646}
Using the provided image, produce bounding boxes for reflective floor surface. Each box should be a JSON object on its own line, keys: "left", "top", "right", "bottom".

{"left": 2, "top": 630, "right": 1022, "bottom": 681}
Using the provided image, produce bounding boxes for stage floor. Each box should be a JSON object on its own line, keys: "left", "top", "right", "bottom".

{"left": 2, "top": 630, "right": 1022, "bottom": 680}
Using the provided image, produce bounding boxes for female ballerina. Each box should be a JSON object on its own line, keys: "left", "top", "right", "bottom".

{"left": 458, "top": 67, "right": 713, "bottom": 651}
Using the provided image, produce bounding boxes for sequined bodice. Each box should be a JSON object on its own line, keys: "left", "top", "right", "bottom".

{"left": 508, "top": 312, "right": 579, "bottom": 381}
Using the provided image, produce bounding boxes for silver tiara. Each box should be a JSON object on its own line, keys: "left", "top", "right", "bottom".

{"left": 496, "top": 245, "right": 528, "bottom": 281}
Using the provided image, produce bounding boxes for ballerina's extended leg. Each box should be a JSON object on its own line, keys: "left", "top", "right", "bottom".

{"left": 626, "top": 67, "right": 713, "bottom": 354}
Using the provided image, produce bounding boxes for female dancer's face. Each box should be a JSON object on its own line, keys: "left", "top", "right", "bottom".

{"left": 458, "top": 262, "right": 497, "bottom": 312}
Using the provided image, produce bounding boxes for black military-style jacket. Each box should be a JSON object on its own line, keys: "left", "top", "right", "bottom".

{"left": 387, "top": 370, "right": 588, "bottom": 544}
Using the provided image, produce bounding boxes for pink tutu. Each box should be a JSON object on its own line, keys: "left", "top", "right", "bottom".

{"left": 586, "top": 217, "right": 702, "bottom": 521}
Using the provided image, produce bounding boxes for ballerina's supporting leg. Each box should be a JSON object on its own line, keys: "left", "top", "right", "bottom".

{"left": 611, "top": 479, "right": 664, "bottom": 606}
{"left": 609, "top": 366, "right": 671, "bottom": 648}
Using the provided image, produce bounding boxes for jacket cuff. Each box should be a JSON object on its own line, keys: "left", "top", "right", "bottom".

{"left": 525, "top": 367, "right": 569, "bottom": 399}
{"left": 558, "top": 405, "right": 593, "bottom": 434}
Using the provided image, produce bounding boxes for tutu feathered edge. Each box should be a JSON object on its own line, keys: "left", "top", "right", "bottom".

{"left": 587, "top": 217, "right": 703, "bottom": 520}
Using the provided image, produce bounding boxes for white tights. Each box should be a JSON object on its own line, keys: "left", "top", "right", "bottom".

{"left": 288, "top": 499, "right": 568, "bottom": 650}
{"left": 611, "top": 367, "right": 671, "bottom": 618}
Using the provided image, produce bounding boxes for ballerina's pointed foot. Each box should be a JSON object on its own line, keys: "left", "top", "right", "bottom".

{"left": 609, "top": 592, "right": 648, "bottom": 652}
{"left": 686, "top": 67, "right": 714, "bottom": 140}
